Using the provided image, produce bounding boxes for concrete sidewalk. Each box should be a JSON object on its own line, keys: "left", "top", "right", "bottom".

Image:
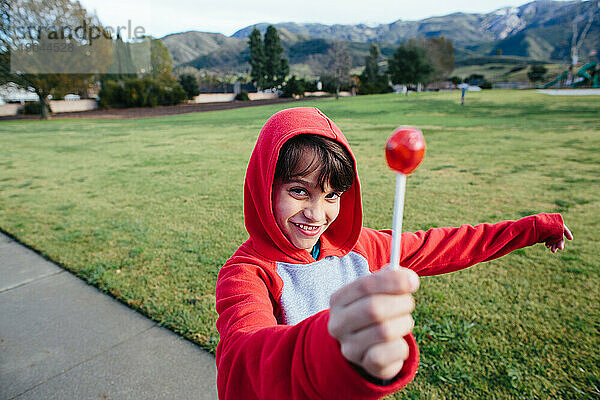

{"left": 0, "top": 232, "right": 218, "bottom": 400}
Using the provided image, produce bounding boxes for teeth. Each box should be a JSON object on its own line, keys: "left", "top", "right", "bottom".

{"left": 295, "top": 223, "right": 319, "bottom": 231}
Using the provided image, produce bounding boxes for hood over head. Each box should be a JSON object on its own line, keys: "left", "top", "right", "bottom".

{"left": 244, "top": 107, "right": 363, "bottom": 264}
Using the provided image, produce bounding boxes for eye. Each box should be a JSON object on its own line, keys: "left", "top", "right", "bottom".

{"left": 325, "top": 192, "right": 341, "bottom": 200}
{"left": 289, "top": 187, "right": 308, "bottom": 198}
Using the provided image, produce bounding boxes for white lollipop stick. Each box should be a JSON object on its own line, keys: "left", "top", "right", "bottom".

{"left": 385, "top": 126, "right": 426, "bottom": 271}
{"left": 389, "top": 173, "right": 406, "bottom": 270}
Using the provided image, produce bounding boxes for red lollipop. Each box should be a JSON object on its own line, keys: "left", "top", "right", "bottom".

{"left": 385, "top": 127, "right": 426, "bottom": 174}
{"left": 385, "top": 126, "right": 426, "bottom": 270}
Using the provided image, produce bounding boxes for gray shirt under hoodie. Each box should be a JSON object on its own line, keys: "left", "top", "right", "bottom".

{"left": 276, "top": 251, "right": 371, "bottom": 325}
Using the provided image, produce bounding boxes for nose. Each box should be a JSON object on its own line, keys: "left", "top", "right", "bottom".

{"left": 303, "top": 198, "right": 325, "bottom": 222}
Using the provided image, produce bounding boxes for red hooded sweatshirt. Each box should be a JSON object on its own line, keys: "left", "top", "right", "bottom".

{"left": 215, "top": 107, "right": 564, "bottom": 399}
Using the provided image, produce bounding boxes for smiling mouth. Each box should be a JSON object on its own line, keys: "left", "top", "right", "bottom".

{"left": 291, "top": 222, "right": 323, "bottom": 236}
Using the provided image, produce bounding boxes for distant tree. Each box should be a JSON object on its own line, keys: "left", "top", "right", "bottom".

{"left": 148, "top": 38, "right": 185, "bottom": 102}
{"left": 178, "top": 73, "right": 199, "bottom": 99}
{"left": 449, "top": 76, "right": 463, "bottom": 85}
{"left": 300, "top": 78, "right": 319, "bottom": 92}
{"left": 359, "top": 43, "right": 390, "bottom": 94}
{"left": 363, "top": 44, "right": 380, "bottom": 84}
{"left": 388, "top": 41, "right": 433, "bottom": 88}
{"left": 328, "top": 41, "right": 352, "bottom": 99}
{"left": 527, "top": 65, "right": 548, "bottom": 84}
{"left": 248, "top": 27, "right": 266, "bottom": 90}
{"left": 0, "top": 0, "right": 111, "bottom": 119}
{"left": 425, "top": 36, "right": 455, "bottom": 82}
{"left": 480, "top": 80, "right": 493, "bottom": 89}
{"left": 150, "top": 38, "right": 175, "bottom": 82}
{"left": 465, "top": 74, "right": 485, "bottom": 85}
{"left": 319, "top": 74, "right": 340, "bottom": 93}
{"left": 106, "top": 35, "right": 139, "bottom": 80}
{"left": 306, "top": 53, "right": 330, "bottom": 77}
{"left": 263, "top": 26, "right": 289, "bottom": 90}
{"left": 281, "top": 75, "right": 305, "bottom": 98}
{"left": 99, "top": 36, "right": 184, "bottom": 108}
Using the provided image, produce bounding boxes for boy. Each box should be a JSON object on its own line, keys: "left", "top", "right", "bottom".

{"left": 215, "top": 107, "right": 572, "bottom": 399}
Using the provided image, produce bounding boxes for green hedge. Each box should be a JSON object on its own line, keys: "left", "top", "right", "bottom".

{"left": 99, "top": 78, "right": 186, "bottom": 108}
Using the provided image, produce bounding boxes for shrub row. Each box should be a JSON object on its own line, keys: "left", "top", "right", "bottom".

{"left": 99, "top": 78, "right": 186, "bottom": 108}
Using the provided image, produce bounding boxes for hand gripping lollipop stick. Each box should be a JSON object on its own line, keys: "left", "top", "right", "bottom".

{"left": 385, "top": 127, "right": 426, "bottom": 270}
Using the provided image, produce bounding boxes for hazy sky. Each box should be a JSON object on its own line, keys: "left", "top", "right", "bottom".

{"left": 77, "top": 0, "right": 570, "bottom": 38}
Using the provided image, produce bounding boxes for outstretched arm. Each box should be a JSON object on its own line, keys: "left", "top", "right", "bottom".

{"left": 398, "top": 213, "right": 568, "bottom": 276}
{"left": 359, "top": 213, "right": 568, "bottom": 277}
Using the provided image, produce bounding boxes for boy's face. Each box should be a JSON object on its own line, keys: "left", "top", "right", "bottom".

{"left": 273, "top": 161, "right": 342, "bottom": 251}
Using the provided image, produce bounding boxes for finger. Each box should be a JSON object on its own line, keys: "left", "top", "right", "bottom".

{"left": 336, "top": 315, "right": 414, "bottom": 363}
{"left": 339, "top": 294, "right": 415, "bottom": 334}
{"left": 361, "top": 338, "right": 410, "bottom": 380}
{"left": 559, "top": 239, "right": 565, "bottom": 251}
{"left": 330, "top": 268, "right": 419, "bottom": 308}
{"left": 564, "top": 225, "right": 574, "bottom": 240}
{"left": 349, "top": 314, "right": 415, "bottom": 348}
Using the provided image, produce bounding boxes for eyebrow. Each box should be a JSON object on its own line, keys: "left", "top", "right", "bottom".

{"left": 286, "top": 178, "right": 314, "bottom": 187}
{"left": 285, "top": 178, "right": 340, "bottom": 194}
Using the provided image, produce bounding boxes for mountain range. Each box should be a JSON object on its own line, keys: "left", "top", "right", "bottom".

{"left": 161, "top": 0, "right": 599, "bottom": 77}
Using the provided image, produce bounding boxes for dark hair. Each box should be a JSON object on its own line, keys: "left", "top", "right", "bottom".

{"left": 274, "top": 134, "right": 354, "bottom": 193}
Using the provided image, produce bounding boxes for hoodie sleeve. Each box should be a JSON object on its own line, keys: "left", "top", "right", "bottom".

{"left": 362, "top": 213, "right": 564, "bottom": 276}
{"left": 215, "top": 261, "right": 419, "bottom": 400}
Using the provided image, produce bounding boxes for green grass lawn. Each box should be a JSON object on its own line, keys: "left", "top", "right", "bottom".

{"left": 1, "top": 90, "right": 598, "bottom": 399}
